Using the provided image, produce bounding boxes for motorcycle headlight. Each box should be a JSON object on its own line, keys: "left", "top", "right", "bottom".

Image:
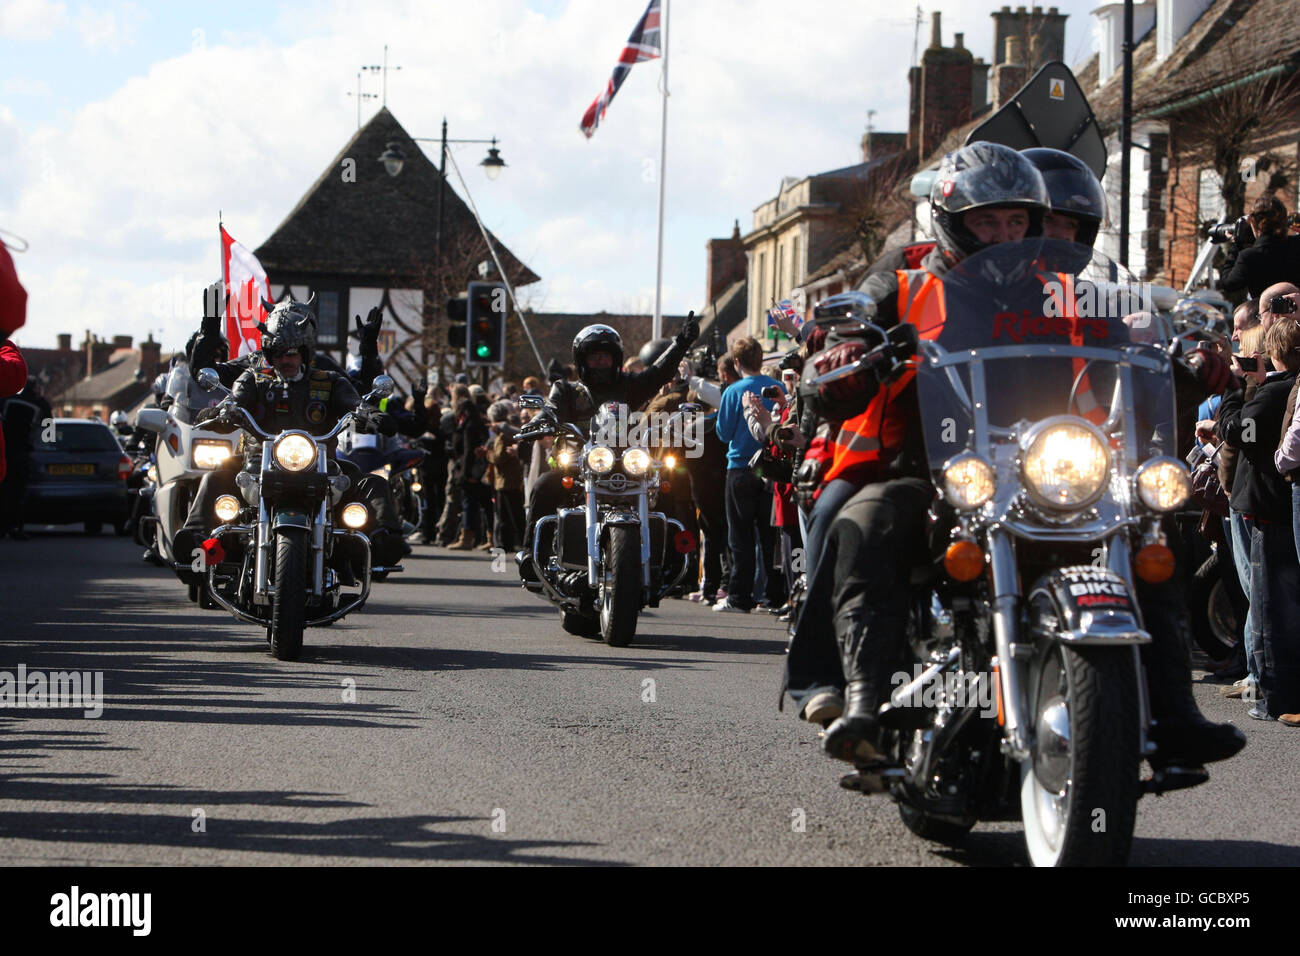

{"left": 622, "top": 448, "right": 651, "bottom": 477}
{"left": 664, "top": 454, "right": 677, "bottom": 470}
{"left": 341, "top": 503, "right": 369, "bottom": 529}
{"left": 586, "top": 446, "right": 615, "bottom": 474}
{"left": 193, "top": 440, "right": 233, "bottom": 470}
{"left": 557, "top": 450, "right": 574, "bottom": 468}
{"left": 1135, "top": 457, "right": 1191, "bottom": 512}
{"left": 411, "top": 481, "right": 422, "bottom": 493}
{"left": 941, "top": 454, "right": 996, "bottom": 510}
{"left": 1021, "top": 418, "right": 1110, "bottom": 511}
{"left": 214, "top": 495, "right": 240, "bottom": 523}
{"left": 273, "top": 433, "right": 317, "bottom": 472}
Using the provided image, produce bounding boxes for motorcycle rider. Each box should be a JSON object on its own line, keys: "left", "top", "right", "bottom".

{"left": 517, "top": 314, "right": 699, "bottom": 578}
{"left": 172, "top": 297, "right": 403, "bottom": 569}
{"left": 793, "top": 141, "right": 1244, "bottom": 776}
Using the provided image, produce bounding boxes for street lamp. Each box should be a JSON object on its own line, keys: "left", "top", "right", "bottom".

{"left": 377, "top": 118, "right": 506, "bottom": 373}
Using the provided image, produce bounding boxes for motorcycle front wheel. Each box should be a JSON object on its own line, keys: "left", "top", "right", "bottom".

{"left": 599, "top": 525, "right": 641, "bottom": 648}
{"left": 268, "top": 528, "right": 309, "bottom": 661}
{"left": 1019, "top": 637, "right": 1140, "bottom": 867}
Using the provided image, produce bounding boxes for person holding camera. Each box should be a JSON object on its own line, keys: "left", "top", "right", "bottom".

{"left": 1220, "top": 196, "right": 1300, "bottom": 301}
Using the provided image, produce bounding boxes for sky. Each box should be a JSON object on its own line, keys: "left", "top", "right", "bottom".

{"left": 0, "top": 0, "right": 1106, "bottom": 354}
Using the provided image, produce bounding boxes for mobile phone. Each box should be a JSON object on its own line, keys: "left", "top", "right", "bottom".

{"left": 761, "top": 385, "right": 784, "bottom": 400}
{"left": 1236, "top": 355, "right": 1259, "bottom": 372}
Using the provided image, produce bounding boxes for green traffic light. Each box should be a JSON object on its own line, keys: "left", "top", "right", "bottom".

{"left": 476, "top": 344, "right": 491, "bottom": 358}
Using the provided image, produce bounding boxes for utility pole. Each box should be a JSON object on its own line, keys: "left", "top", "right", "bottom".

{"left": 1119, "top": 0, "right": 1133, "bottom": 267}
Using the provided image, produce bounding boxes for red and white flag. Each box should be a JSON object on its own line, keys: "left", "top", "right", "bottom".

{"left": 580, "top": 0, "right": 661, "bottom": 138}
{"left": 220, "top": 225, "right": 270, "bottom": 360}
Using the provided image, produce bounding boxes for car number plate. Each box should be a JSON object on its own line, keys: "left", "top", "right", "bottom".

{"left": 48, "top": 463, "right": 95, "bottom": 475}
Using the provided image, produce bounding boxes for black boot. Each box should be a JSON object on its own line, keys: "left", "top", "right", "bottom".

{"left": 822, "top": 680, "right": 883, "bottom": 763}
{"left": 1141, "top": 583, "right": 1246, "bottom": 766}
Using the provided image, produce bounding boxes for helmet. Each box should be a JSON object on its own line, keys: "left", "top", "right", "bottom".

{"left": 259, "top": 295, "right": 317, "bottom": 363}
{"left": 152, "top": 373, "right": 169, "bottom": 400}
{"left": 1021, "top": 148, "right": 1107, "bottom": 248}
{"left": 573, "top": 324, "right": 623, "bottom": 387}
{"left": 637, "top": 337, "right": 673, "bottom": 368}
{"left": 930, "top": 142, "right": 1050, "bottom": 264}
{"left": 110, "top": 410, "right": 129, "bottom": 431}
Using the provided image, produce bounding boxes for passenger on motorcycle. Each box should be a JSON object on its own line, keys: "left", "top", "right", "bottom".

{"left": 172, "top": 297, "right": 405, "bottom": 570}
{"left": 790, "top": 142, "right": 1244, "bottom": 775}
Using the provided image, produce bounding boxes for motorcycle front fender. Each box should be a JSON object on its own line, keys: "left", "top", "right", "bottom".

{"left": 271, "top": 507, "right": 312, "bottom": 532}
{"left": 1026, "top": 566, "right": 1151, "bottom": 645}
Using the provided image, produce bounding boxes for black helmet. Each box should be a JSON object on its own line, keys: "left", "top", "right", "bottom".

{"left": 637, "top": 336, "right": 673, "bottom": 368}
{"left": 931, "top": 141, "right": 1049, "bottom": 265}
{"left": 259, "top": 294, "right": 317, "bottom": 364}
{"left": 1021, "top": 148, "right": 1107, "bottom": 249}
{"left": 573, "top": 324, "right": 623, "bottom": 387}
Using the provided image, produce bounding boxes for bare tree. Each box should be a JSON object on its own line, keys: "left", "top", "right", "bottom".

{"left": 827, "top": 151, "right": 916, "bottom": 269}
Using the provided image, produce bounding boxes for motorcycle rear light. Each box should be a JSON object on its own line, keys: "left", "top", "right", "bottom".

{"left": 117, "top": 455, "right": 131, "bottom": 480}
{"left": 660, "top": 481, "right": 671, "bottom": 493}
{"left": 1135, "top": 544, "right": 1175, "bottom": 583}
{"left": 561, "top": 476, "right": 574, "bottom": 489}
{"left": 943, "top": 539, "right": 985, "bottom": 582}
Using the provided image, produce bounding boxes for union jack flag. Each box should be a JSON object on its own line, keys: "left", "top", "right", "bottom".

{"left": 579, "top": 0, "right": 661, "bottom": 138}
{"left": 767, "top": 299, "right": 805, "bottom": 330}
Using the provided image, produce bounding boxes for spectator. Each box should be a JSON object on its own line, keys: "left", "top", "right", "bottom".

{"left": 435, "top": 384, "right": 471, "bottom": 545}
{"left": 678, "top": 353, "right": 738, "bottom": 409}
{"left": 0, "top": 377, "right": 50, "bottom": 539}
{"left": 1220, "top": 196, "right": 1300, "bottom": 301}
{"left": 1259, "top": 283, "right": 1300, "bottom": 335}
{"left": 713, "top": 337, "right": 783, "bottom": 613}
{"left": 1232, "top": 300, "right": 1259, "bottom": 348}
{"left": 1213, "top": 317, "right": 1300, "bottom": 723}
{"left": 486, "top": 401, "right": 525, "bottom": 552}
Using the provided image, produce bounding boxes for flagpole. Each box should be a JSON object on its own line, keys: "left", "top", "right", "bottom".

{"left": 652, "top": 0, "right": 669, "bottom": 342}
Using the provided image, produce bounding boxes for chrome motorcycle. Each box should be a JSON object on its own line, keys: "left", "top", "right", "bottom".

{"left": 192, "top": 368, "right": 394, "bottom": 660}
{"left": 514, "top": 396, "right": 695, "bottom": 647}
{"left": 824, "top": 240, "right": 1211, "bottom": 866}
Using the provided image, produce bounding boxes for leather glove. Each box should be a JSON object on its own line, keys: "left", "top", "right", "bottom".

{"left": 370, "top": 411, "right": 397, "bottom": 437}
{"left": 194, "top": 406, "right": 221, "bottom": 425}
{"left": 410, "top": 379, "right": 426, "bottom": 403}
{"left": 801, "top": 339, "right": 878, "bottom": 422}
{"left": 353, "top": 306, "right": 384, "bottom": 354}
{"left": 674, "top": 310, "right": 699, "bottom": 348}
{"left": 200, "top": 291, "right": 228, "bottom": 337}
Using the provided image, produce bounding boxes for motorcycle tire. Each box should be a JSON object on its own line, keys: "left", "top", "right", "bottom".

{"left": 1189, "top": 551, "right": 1239, "bottom": 661}
{"left": 599, "top": 525, "right": 641, "bottom": 648}
{"left": 898, "top": 803, "right": 975, "bottom": 848}
{"left": 560, "top": 609, "right": 600, "bottom": 637}
{"left": 269, "top": 528, "right": 309, "bottom": 661}
{"left": 1019, "top": 636, "right": 1139, "bottom": 867}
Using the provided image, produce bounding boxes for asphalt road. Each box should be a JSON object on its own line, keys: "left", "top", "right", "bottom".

{"left": 1, "top": 531, "right": 1296, "bottom": 866}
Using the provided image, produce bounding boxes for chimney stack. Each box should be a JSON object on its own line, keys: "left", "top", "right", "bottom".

{"left": 112, "top": 334, "right": 133, "bottom": 350}
{"left": 139, "top": 335, "right": 162, "bottom": 384}
{"left": 57, "top": 333, "right": 72, "bottom": 352}
{"left": 930, "top": 11, "right": 942, "bottom": 49}
{"left": 84, "top": 333, "right": 115, "bottom": 378}
{"left": 993, "top": 37, "right": 1028, "bottom": 110}
{"left": 705, "top": 221, "right": 748, "bottom": 305}
{"left": 910, "top": 13, "right": 973, "bottom": 160}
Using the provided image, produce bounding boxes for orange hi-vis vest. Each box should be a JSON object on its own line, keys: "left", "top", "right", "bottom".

{"left": 1038, "top": 272, "right": 1108, "bottom": 426}
{"left": 822, "top": 270, "right": 946, "bottom": 486}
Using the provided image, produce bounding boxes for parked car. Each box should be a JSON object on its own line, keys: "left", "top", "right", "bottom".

{"left": 26, "top": 418, "right": 131, "bottom": 534}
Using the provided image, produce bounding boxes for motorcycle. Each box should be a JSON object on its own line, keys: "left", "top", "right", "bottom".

{"left": 819, "top": 239, "right": 1212, "bottom": 866}
{"left": 133, "top": 363, "right": 243, "bottom": 602}
{"left": 514, "top": 396, "right": 695, "bottom": 647}
{"left": 190, "top": 367, "right": 395, "bottom": 660}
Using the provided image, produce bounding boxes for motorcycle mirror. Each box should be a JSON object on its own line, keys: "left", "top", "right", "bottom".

{"left": 519, "top": 395, "right": 545, "bottom": 410}
{"left": 370, "top": 375, "right": 395, "bottom": 399}
{"left": 196, "top": 368, "right": 223, "bottom": 392}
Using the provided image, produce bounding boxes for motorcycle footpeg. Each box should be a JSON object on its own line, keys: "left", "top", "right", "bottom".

{"left": 1144, "top": 764, "right": 1210, "bottom": 795}
{"left": 371, "top": 564, "right": 404, "bottom": 574}
{"left": 839, "top": 763, "right": 901, "bottom": 794}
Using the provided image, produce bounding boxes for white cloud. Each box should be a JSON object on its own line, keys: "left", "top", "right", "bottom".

{"left": 0, "top": 0, "right": 67, "bottom": 39}
{"left": 2, "top": 76, "right": 51, "bottom": 95}
{"left": 3, "top": 0, "right": 1105, "bottom": 353}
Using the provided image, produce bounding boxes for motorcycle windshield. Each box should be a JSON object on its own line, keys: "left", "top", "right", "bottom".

{"left": 166, "top": 362, "right": 222, "bottom": 426}
{"left": 914, "top": 239, "right": 1178, "bottom": 474}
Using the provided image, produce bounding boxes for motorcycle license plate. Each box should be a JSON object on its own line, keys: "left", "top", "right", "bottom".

{"left": 48, "top": 463, "right": 94, "bottom": 475}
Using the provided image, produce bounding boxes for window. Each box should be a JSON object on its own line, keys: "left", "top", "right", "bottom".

{"left": 792, "top": 235, "right": 801, "bottom": 285}
{"left": 1198, "top": 168, "right": 1225, "bottom": 225}
{"left": 314, "top": 289, "right": 342, "bottom": 345}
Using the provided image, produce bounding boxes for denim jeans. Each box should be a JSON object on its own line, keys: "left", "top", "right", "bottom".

{"left": 1247, "top": 518, "right": 1300, "bottom": 717}
{"left": 784, "top": 478, "right": 861, "bottom": 712}
{"left": 1229, "top": 509, "right": 1259, "bottom": 684}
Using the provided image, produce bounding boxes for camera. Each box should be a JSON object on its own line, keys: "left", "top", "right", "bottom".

{"left": 1206, "top": 215, "right": 1255, "bottom": 246}
{"left": 761, "top": 385, "right": 785, "bottom": 401}
{"left": 777, "top": 349, "right": 804, "bottom": 373}
{"left": 1273, "top": 295, "right": 1298, "bottom": 316}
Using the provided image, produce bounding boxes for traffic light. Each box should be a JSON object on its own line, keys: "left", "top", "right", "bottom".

{"left": 446, "top": 296, "right": 467, "bottom": 348}
{"left": 466, "top": 281, "right": 507, "bottom": 367}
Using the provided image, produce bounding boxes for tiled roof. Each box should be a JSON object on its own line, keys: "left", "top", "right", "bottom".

{"left": 255, "top": 107, "right": 540, "bottom": 287}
